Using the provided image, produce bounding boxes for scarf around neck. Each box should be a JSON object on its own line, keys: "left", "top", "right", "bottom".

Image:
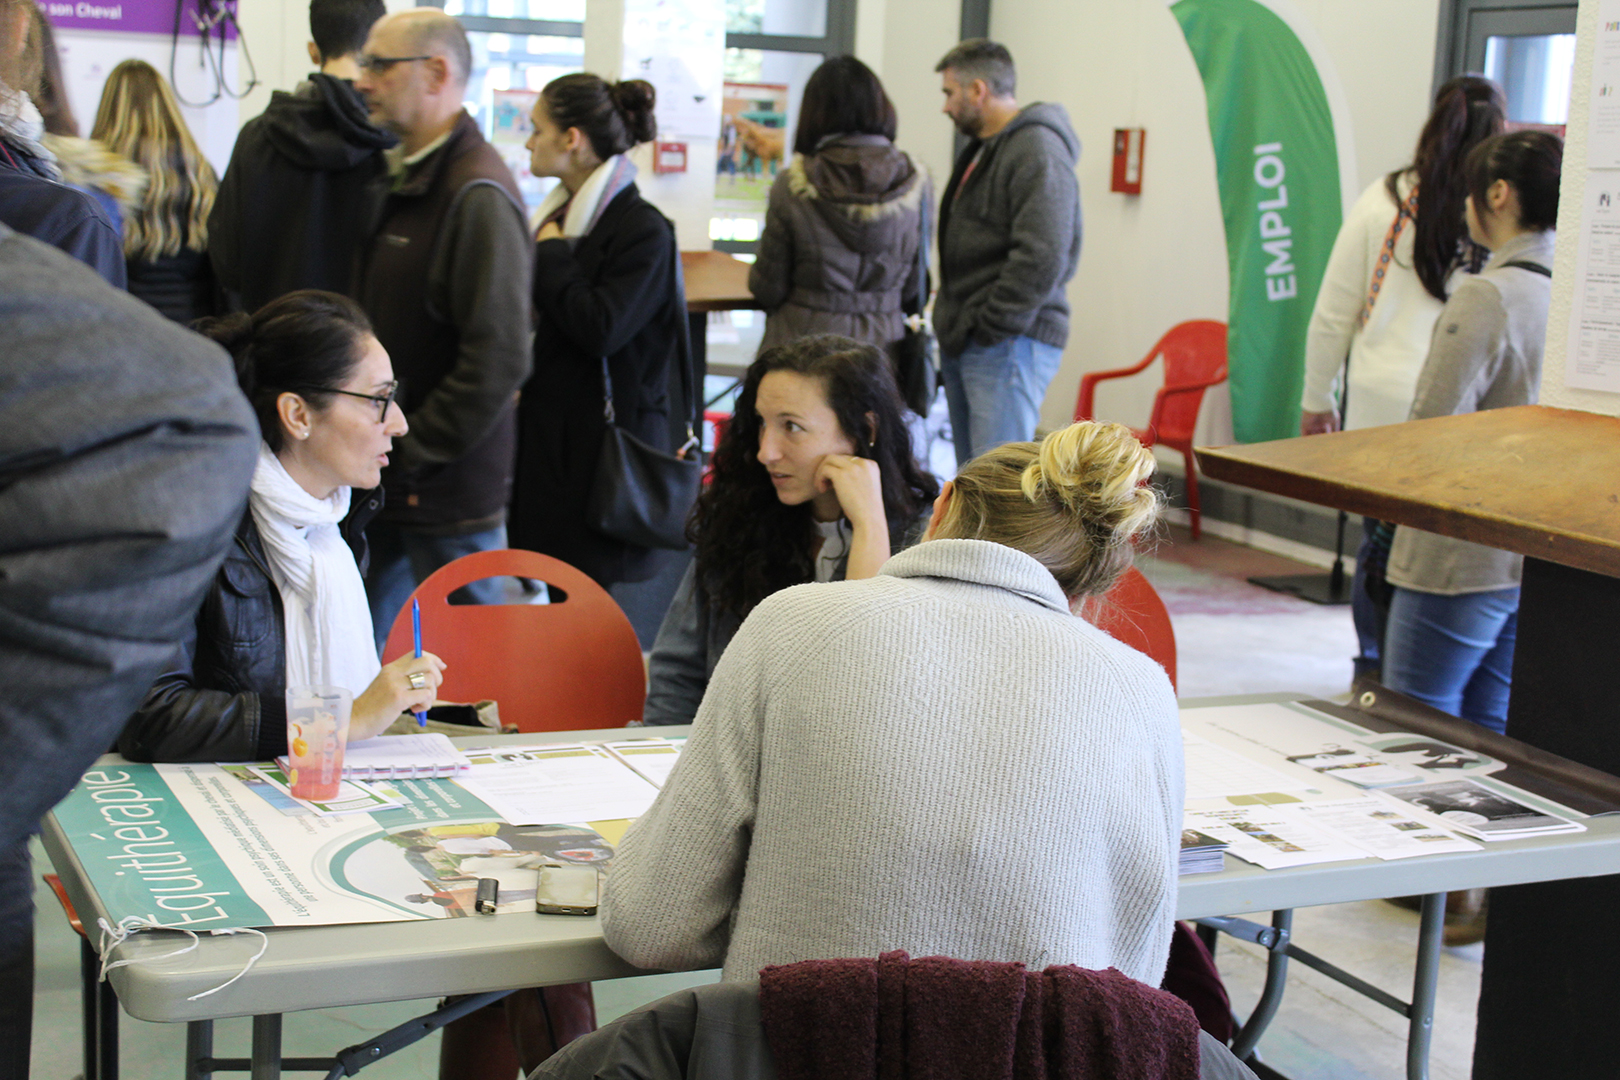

{"left": 0, "top": 87, "right": 57, "bottom": 178}
{"left": 248, "top": 443, "right": 381, "bottom": 697}
{"left": 533, "top": 154, "right": 637, "bottom": 238}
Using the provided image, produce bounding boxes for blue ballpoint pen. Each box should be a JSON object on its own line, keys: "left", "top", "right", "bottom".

{"left": 412, "top": 598, "right": 428, "bottom": 728}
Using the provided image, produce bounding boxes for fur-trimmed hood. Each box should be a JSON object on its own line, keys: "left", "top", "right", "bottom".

{"left": 40, "top": 134, "right": 148, "bottom": 221}
{"left": 785, "top": 134, "right": 927, "bottom": 253}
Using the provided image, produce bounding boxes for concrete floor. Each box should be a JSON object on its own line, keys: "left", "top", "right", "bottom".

{"left": 27, "top": 524, "right": 1483, "bottom": 1079}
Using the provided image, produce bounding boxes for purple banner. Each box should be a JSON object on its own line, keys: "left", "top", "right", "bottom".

{"left": 39, "top": 0, "right": 238, "bottom": 39}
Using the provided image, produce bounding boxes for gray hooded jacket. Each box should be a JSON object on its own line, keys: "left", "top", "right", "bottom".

{"left": 935, "top": 102, "right": 1081, "bottom": 356}
{"left": 748, "top": 133, "right": 930, "bottom": 358}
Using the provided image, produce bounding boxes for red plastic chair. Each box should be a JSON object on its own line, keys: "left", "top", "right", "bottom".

{"left": 383, "top": 549, "right": 645, "bottom": 732}
{"left": 1075, "top": 321, "right": 1228, "bottom": 539}
{"left": 702, "top": 410, "right": 732, "bottom": 483}
{"left": 1083, "top": 565, "right": 1177, "bottom": 691}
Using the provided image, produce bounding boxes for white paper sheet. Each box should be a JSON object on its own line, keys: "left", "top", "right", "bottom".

{"left": 1183, "top": 730, "right": 1313, "bottom": 800}
{"left": 605, "top": 739, "right": 684, "bottom": 787}
{"left": 1288, "top": 797, "right": 1481, "bottom": 860}
{"left": 1185, "top": 807, "right": 1370, "bottom": 869}
{"left": 453, "top": 744, "right": 661, "bottom": 825}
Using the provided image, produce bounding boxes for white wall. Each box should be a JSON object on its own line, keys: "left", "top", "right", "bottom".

{"left": 868, "top": 0, "right": 1446, "bottom": 457}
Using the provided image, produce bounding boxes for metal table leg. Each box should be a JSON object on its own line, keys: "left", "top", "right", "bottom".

{"left": 185, "top": 1020, "right": 214, "bottom": 1080}
{"left": 250, "top": 1014, "right": 281, "bottom": 1080}
{"left": 1221, "top": 910, "right": 1292, "bottom": 1061}
{"left": 1406, "top": 893, "right": 1446, "bottom": 1080}
{"left": 1200, "top": 894, "right": 1448, "bottom": 1080}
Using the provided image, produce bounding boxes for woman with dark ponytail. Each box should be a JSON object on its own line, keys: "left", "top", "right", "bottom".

{"left": 507, "top": 72, "right": 691, "bottom": 587}
{"left": 121, "top": 290, "right": 445, "bottom": 763}
{"left": 1383, "top": 130, "right": 1561, "bottom": 738}
{"left": 1299, "top": 76, "right": 1504, "bottom": 679}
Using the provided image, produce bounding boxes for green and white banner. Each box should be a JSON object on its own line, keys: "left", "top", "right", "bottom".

{"left": 1171, "top": 0, "right": 1352, "bottom": 442}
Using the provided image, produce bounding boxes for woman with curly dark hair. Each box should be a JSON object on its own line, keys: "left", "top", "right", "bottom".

{"left": 643, "top": 334, "right": 938, "bottom": 726}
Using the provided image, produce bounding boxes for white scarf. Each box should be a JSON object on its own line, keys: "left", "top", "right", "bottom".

{"left": 532, "top": 154, "right": 637, "bottom": 238}
{"left": 248, "top": 444, "right": 381, "bottom": 695}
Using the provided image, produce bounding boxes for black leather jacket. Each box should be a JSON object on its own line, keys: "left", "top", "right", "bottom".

{"left": 119, "top": 489, "right": 382, "bottom": 763}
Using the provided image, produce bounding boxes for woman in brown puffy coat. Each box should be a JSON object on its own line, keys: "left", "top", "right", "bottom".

{"left": 748, "top": 56, "right": 929, "bottom": 365}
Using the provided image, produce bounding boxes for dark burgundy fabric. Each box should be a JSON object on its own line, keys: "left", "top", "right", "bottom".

{"left": 1161, "top": 921, "right": 1234, "bottom": 1044}
{"left": 759, "top": 950, "right": 1200, "bottom": 1080}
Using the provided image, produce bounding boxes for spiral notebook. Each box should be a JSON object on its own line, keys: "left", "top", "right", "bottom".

{"left": 275, "top": 732, "right": 472, "bottom": 780}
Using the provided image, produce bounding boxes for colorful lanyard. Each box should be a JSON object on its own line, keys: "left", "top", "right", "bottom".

{"left": 1357, "top": 185, "right": 1421, "bottom": 329}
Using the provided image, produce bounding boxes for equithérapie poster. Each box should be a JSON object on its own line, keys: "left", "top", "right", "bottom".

{"left": 53, "top": 753, "right": 627, "bottom": 929}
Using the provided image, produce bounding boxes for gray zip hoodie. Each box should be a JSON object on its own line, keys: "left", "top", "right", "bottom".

{"left": 935, "top": 102, "right": 1081, "bottom": 357}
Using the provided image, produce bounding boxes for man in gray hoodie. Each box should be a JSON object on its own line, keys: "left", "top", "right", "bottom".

{"left": 934, "top": 40, "right": 1081, "bottom": 465}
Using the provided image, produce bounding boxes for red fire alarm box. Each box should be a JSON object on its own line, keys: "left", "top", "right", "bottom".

{"left": 1111, "top": 128, "right": 1144, "bottom": 194}
{"left": 654, "top": 141, "right": 688, "bottom": 174}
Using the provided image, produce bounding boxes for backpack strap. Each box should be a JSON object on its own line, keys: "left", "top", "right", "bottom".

{"left": 1499, "top": 259, "right": 1552, "bottom": 278}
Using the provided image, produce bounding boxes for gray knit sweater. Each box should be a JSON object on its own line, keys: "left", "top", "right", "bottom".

{"left": 601, "top": 538, "right": 1182, "bottom": 986}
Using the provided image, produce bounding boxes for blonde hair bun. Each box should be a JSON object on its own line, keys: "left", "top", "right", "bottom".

{"left": 934, "top": 421, "right": 1162, "bottom": 599}
{"left": 1022, "top": 421, "right": 1159, "bottom": 542}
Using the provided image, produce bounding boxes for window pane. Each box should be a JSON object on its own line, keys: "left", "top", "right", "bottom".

{"left": 726, "top": 0, "right": 826, "bottom": 39}
{"left": 713, "top": 49, "right": 821, "bottom": 244}
{"left": 465, "top": 30, "right": 584, "bottom": 214}
{"left": 446, "top": 0, "right": 587, "bottom": 19}
{"left": 1484, "top": 33, "right": 1576, "bottom": 125}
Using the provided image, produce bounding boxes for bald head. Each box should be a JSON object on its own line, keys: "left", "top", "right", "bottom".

{"left": 382, "top": 8, "right": 469, "bottom": 88}
{"left": 356, "top": 8, "right": 470, "bottom": 153}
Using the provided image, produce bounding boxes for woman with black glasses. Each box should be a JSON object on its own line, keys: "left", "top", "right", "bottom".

{"left": 121, "top": 290, "right": 446, "bottom": 762}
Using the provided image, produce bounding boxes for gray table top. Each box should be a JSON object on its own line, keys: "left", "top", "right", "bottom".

{"left": 43, "top": 701, "right": 1620, "bottom": 1023}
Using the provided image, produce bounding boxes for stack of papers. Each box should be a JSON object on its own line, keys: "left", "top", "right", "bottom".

{"left": 1378, "top": 779, "right": 1586, "bottom": 841}
{"left": 1186, "top": 796, "right": 1482, "bottom": 869}
{"left": 1179, "top": 829, "right": 1228, "bottom": 875}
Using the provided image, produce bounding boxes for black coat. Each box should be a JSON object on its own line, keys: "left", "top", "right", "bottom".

{"left": 127, "top": 248, "right": 218, "bottom": 325}
{"left": 208, "top": 73, "right": 396, "bottom": 311}
{"left": 509, "top": 184, "right": 689, "bottom": 587}
{"left": 120, "top": 492, "right": 381, "bottom": 763}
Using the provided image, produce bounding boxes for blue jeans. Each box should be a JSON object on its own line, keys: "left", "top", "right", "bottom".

{"left": 941, "top": 335, "right": 1065, "bottom": 466}
{"left": 1383, "top": 585, "right": 1520, "bottom": 734}
{"left": 365, "top": 521, "right": 508, "bottom": 653}
{"left": 1351, "top": 518, "right": 1387, "bottom": 679}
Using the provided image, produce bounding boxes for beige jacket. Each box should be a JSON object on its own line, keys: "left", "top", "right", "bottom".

{"left": 1386, "top": 230, "right": 1555, "bottom": 595}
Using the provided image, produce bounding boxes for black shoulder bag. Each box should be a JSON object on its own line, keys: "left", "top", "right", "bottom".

{"left": 585, "top": 232, "right": 703, "bottom": 550}
{"left": 894, "top": 189, "right": 939, "bottom": 417}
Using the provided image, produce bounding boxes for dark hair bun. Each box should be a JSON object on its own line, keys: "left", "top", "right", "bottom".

{"left": 611, "top": 79, "right": 657, "bottom": 145}
{"left": 192, "top": 311, "right": 258, "bottom": 392}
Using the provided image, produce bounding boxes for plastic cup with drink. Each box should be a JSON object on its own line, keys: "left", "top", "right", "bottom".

{"left": 285, "top": 685, "right": 352, "bottom": 801}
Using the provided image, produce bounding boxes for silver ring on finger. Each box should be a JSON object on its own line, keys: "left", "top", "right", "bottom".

{"left": 408, "top": 671, "right": 428, "bottom": 691}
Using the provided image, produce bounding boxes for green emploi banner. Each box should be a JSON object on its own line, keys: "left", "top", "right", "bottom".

{"left": 1172, "top": 0, "right": 1345, "bottom": 442}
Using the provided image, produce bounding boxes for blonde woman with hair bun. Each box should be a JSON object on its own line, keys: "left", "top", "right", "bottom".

{"left": 604, "top": 420, "right": 1183, "bottom": 991}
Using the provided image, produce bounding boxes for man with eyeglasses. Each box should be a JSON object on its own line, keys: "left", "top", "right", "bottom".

{"left": 352, "top": 7, "right": 533, "bottom": 648}
{"left": 209, "top": 0, "right": 397, "bottom": 312}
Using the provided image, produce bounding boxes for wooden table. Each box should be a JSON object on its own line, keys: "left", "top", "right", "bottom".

{"left": 680, "top": 250, "right": 759, "bottom": 386}
{"left": 1197, "top": 404, "right": 1620, "bottom": 1080}
{"left": 681, "top": 250, "right": 754, "bottom": 313}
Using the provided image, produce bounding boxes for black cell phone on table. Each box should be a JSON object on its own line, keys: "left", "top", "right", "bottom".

{"left": 535, "top": 864, "right": 599, "bottom": 916}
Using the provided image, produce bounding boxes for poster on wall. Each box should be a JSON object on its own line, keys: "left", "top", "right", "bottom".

{"left": 43, "top": 0, "right": 243, "bottom": 172}
{"left": 489, "top": 89, "right": 553, "bottom": 216}
{"left": 714, "top": 81, "right": 787, "bottom": 235}
{"left": 1566, "top": 0, "right": 1620, "bottom": 394}
{"left": 1586, "top": 0, "right": 1620, "bottom": 168}
{"left": 622, "top": 0, "right": 725, "bottom": 140}
{"left": 1171, "top": 0, "right": 1352, "bottom": 443}
{"left": 41, "top": 0, "right": 237, "bottom": 37}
